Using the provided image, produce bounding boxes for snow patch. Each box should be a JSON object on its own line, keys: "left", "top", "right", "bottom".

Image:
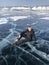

{"left": 10, "top": 16, "right": 28, "bottom": 21}
{"left": 0, "top": 18, "right": 8, "bottom": 24}
{"left": 36, "top": 12, "right": 47, "bottom": 15}
{"left": 40, "top": 17, "right": 49, "bottom": 20}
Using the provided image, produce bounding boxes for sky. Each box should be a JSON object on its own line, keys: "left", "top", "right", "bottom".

{"left": 0, "top": 0, "right": 49, "bottom": 7}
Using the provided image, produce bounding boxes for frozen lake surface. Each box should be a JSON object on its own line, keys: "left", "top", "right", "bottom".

{"left": 0, "top": 9, "right": 49, "bottom": 65}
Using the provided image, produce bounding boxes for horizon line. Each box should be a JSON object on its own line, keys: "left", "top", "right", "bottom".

{"left": 0, "top": 5, "right": 49, "bottom": 7}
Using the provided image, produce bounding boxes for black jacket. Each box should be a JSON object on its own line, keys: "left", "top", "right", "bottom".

{"left": 19, "top": 29, "right": 37, "bottom": 41}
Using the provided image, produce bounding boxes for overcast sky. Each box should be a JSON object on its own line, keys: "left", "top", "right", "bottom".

{"left": 0, "top": 0, "right": 49, "bottom": 7}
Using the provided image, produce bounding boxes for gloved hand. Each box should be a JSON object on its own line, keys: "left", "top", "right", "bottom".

{"left": 33, "top": 40, "right": 38, "bottom": 46}
{"left": 35, "top": 40, "right": 38, "bottom": 44}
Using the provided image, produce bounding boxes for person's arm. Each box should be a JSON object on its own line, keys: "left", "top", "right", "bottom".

{"left": 33, "top": 32, "right": 37, "bottom": 41}
{"left": 33, "top": 31, "right": 38, "bottom": 44}
{"left": 18, "top": 30, "right": 26, "bottom": 40}
{"left": 13, "top": 33, "right": 23, "bottom": 44}
{"left": 32, "top": 29, "right": 38, "bottom": 43}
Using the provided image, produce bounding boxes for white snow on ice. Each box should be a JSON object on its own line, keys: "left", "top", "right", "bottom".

{"left": 40, "top": 17, "right": 49, "bottom": 20}
{"left": 0, "top": 16, "right": 28, "bottom": 24}
{"left": 9, "top": 16, "right": 28, "bottom": 21}
{"left": 0, "top": 18, "right": 8, "bottom": 24}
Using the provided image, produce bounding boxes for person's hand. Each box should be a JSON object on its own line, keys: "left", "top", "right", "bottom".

{"left": 35, "top": 40, "right": 38, "bottom": 44}
{"left": 18, "top": 34, "right": 21, "bottom": 38}
{"left": 16, "top": 38, "right": 18, "bottom": 42}
{"left": 13, "top": 38, "right": 18, "bottom": 45}
{"left": 36, "top": 40, "right": 38, "bottom": 43}
{"left": 13, "top": 38, "right": 19, "bottom": 45}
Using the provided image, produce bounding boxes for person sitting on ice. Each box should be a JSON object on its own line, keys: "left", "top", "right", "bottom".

{"left": 15, "top": 26, "right": 38, "bottom": 45}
